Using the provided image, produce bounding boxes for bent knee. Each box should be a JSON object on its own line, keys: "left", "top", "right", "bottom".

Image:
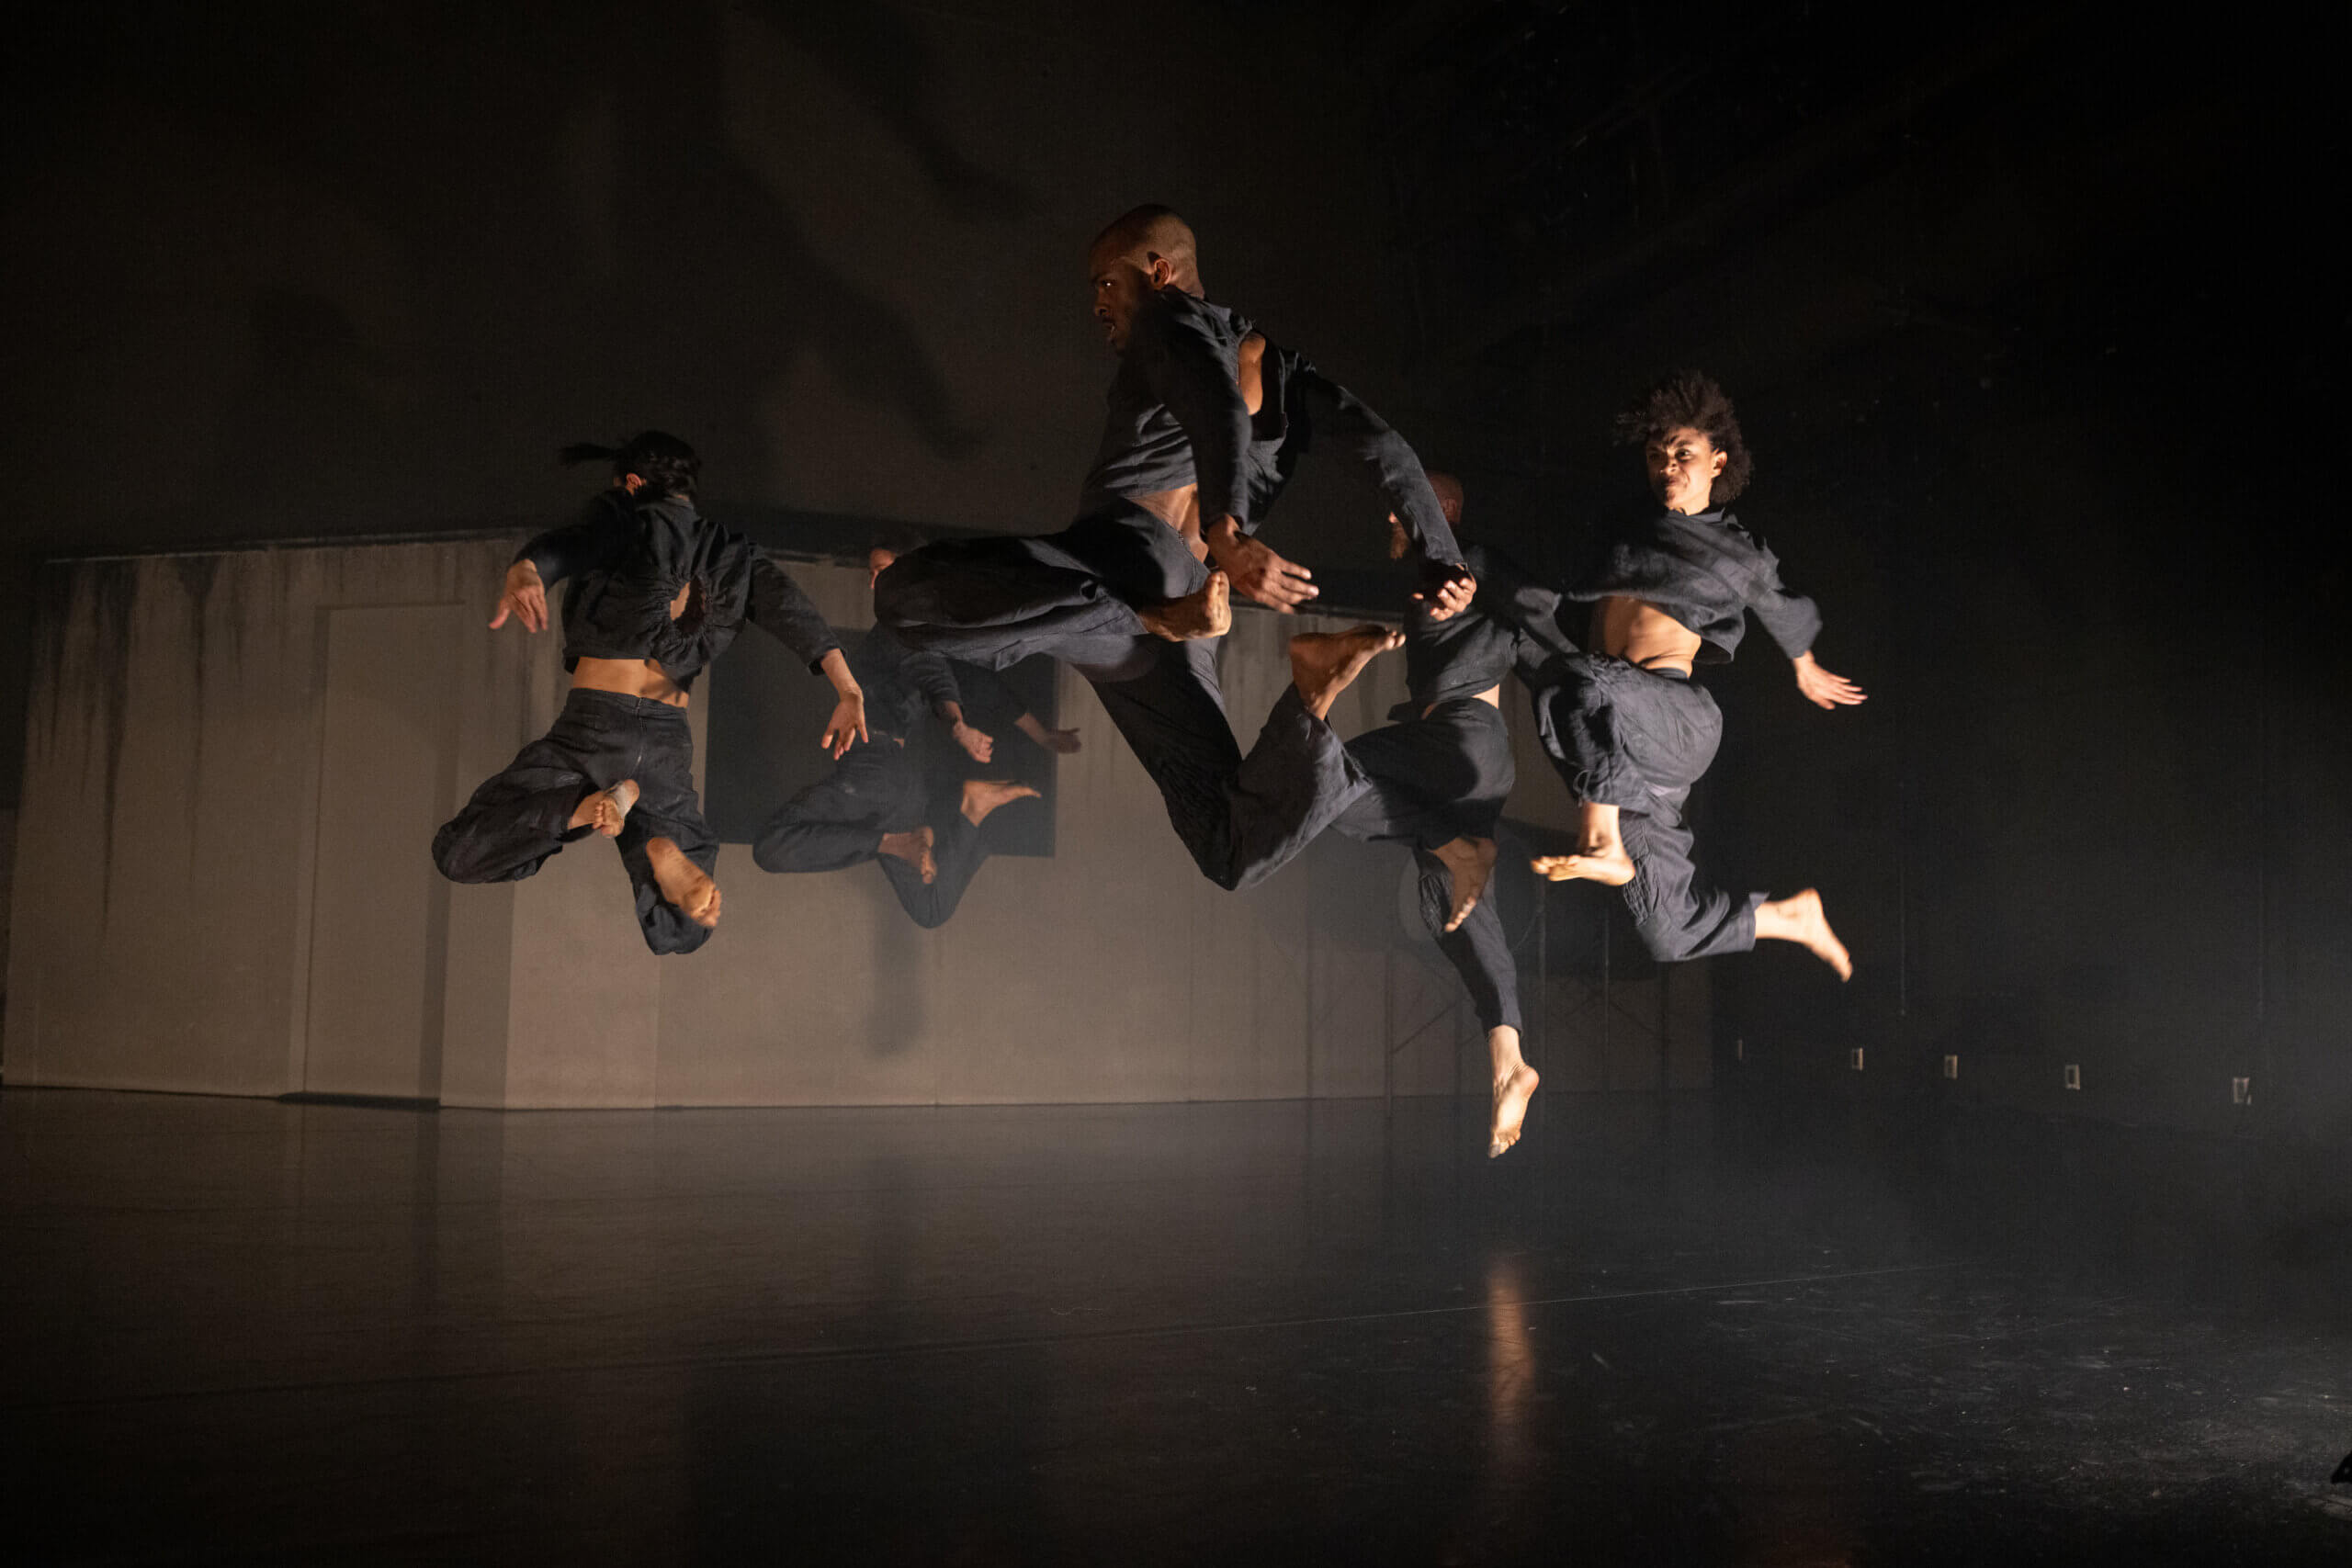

{"left": 1631, "top": 915, "right": 1700, "bottom": 964}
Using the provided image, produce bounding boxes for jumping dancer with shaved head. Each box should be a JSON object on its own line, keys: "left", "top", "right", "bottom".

{"left": 1329, "top": 473, "right": 1577, "bottom": 1156}
{"left": 875, "top": 205, "right": 1474, "bottom": 891}
{"left": 1530, "top": 373, "right": 1861, "bottom": 977}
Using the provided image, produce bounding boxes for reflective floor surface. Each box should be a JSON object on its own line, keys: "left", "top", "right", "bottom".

{"left": 4, "top": 1085, "right": 2348, "bottom": 1564}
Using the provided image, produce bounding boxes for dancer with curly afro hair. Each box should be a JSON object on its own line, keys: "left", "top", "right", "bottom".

{"left": 1528, "top": 373, "right": 1865, "bottom": 978}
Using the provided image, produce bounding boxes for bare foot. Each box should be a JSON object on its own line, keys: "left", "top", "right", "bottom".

{"left": 1137, "top": 571, "right": 1231, "bottom": 641}
{"left": 1289, "top": 625, "right": 1403, "bottom": 719}
{"left": 1430, "top": 836, "right": 1498, "bottom": 931}
{"left": 645, "top": 836, "right": 721, "bottom": 929}
{"left": 569, "top": 779, "right": 639, "bottom": 839}
{"left": 1757, "top": 887, "right": 1853, "bottom": 980}
{"left": 1489, "top": 1061, "right": 1540, "bottom": 1158}
{"left": 1531, "top": 845, "right": 1634, "bottom": 887}
{"left": 960, "top": 778, "right": 1040, "bottom": 827}
{"left": 878, "top": 826, "right": 937, "bottom": 885}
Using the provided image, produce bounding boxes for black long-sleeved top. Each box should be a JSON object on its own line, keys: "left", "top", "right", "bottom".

{"left": 1392, "top": 542, "right": 1579, "bottom": 718}
{"left": 515, "top": 492, "right": 841, "bottom": 690}
{"left": 1561, "top": 507, "right": 1821, "bottom": 666}
{"left": 850, "top": 624, "right": 961, "bottom": 738}
{"left": 1079, "top": 287, "right": 1464, "bottom": 573}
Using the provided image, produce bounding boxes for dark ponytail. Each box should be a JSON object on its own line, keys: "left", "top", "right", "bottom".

{"left": 560, "top": 429, "right": 700, "bottom": 499}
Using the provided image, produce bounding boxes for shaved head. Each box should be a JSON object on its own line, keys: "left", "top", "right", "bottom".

{"left": 1424, "top": 470, "right": 1464, "bottom": 525}
{"left": 1090, "top": 204, "right": 1201, "bottom": 294}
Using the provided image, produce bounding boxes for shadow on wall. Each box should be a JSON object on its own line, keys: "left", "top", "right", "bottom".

{"left": 18, "top": 0, "right": 1034, "bottom": 541}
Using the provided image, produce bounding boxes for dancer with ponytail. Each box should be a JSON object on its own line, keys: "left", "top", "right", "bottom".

{"left": 431, "top": 432, "right": 862, "bottom": 954}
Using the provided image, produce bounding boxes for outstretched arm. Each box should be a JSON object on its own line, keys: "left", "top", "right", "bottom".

{"left": 1792, "top": 650, "right": 1866, "bottom": 709}
{"left": 1744, "top": 543, "right": 1851, "bottom": 708}
{"left": 816, "top": 649, "right": 868, "bottom": 759}
{"left": 741, "top": 554, "right": 864, "bottom": 754}
{"left": 494, "top": 497, "right": 632, "bottom": 632}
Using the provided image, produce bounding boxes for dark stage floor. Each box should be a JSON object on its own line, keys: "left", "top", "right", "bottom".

{"left": 4, "top": 1084, "right": 2348, "bottom": 1565}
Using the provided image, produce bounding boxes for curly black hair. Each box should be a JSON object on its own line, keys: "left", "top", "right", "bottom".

{"left": 1613, "top": 370, "right": 1752, "bottom": 504}
{"left": 560, "top": 430, "right": 700, "bottom": 499}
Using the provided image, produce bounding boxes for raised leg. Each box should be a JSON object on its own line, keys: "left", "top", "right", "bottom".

{"left": 1752, "top": 887, "right": 1854, "bottom": 979}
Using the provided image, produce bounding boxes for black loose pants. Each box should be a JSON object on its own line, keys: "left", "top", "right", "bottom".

{"left": 875, "top": 504, "right": 1366, "bottom": 892}
{"left": 1539, "top": 654, "right": 1761, "bottom": 962}
{"left": 750, "top": 733, "right": 986, "bottom": 930}
{"left": 432, "top": 689, "right": 721, "bottom": 957}
{"left": 1333, "top": 697, "right": 1522, "bottom": 1032}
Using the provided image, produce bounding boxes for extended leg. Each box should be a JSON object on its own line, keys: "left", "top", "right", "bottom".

{"left": 1091, "top": 637, "right": 1381, "bottom": 892}
{"left": 1616, "top": 807, "right": 1764, "bottom": 965}
{"left": 1414, "top": 847, "right": 1537, "bottom": 1155}
{"left": 874, "top": 506, "right": 1211, "bottom": 671}
{"left": 1752, "top": 888, "right": 1854, "bottom": 979}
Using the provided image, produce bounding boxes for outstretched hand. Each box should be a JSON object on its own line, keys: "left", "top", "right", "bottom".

{"left": 953, "top": 721, "right": 995, "bottom": 764}
{"left": 1793, "top": 652, "right": 1866, "bottom": 710}
{"left": 1210, "top": 529, "right": 1317, "bottom": 612}
{"left": 489, "top": 560, "right": 548, "bottom": 633}
{"left": 1411, "top": 564, "right": 1477, "bottom": 622}
{"left": 821, "top": 691, "right": 869, "bottom": 759}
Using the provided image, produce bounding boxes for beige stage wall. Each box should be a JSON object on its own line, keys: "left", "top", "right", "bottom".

{"left": 3, "top": 541, "right": 1706, "bottom": 1108}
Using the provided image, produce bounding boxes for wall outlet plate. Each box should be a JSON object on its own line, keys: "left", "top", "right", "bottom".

{"left": 2064, "top": 1064, "right": 2082, "bottom": 1090}
{"left": 1849, "top": 1048, "right": 1865, "bottom": 1071}
{"left": 2232, "top": 1077, "right": 2252, "bottom": 1105}
{"left": 1942, "top": 1055, "right": 1959, "bottom": 1079}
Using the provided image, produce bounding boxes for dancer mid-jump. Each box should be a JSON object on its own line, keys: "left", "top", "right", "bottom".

{"left": 1329, "top": 472, "right": 1577, "bottom": 1155}
{"left": 752, "top": 547, "right": 1081, "bottom": 928}
{"left": 874, "top": 206, "right": 1473, "bottom": 891}
{"left": 1531, "top": 373, "right": 1861, "bottom": 977}
{"left": 432, "top": 432, "right": 864, "bottom": 954}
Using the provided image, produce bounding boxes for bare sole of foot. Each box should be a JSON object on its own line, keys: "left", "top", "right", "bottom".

{"left": 1783, "top": 887, "right": 1854, "bottom": 981}
{"left": 1531, "top": 846, "right": 1634, "bottom": 887}
{"left": 1489, "top": 1063, "right": 1540, "bottom": 1158}
{"left": 1431, "top": 836, "right": 1498, "bottom": 931}
{"left": 880, "top": 826, "right": 938, "bottom": 885}
{"left": 960, "top": 778, "right": 1040, "bottom": 827}
{"left": 1138, "top": 571, "right": 1231, "bottom": 641}
{"left": 1289, "top": 624, "right": 1403, "bottom": 717}
{"left": 646, "top": 837, "right": 721, "bottom": 929}
{"left": 571, "top": 779, "right": 639, "bottom": 839}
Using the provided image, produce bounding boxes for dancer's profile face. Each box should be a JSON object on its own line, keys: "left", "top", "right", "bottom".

{"left": 1089, "top": 243, "right": 1166, "bottom": 352}
{"left": 1645, "top": 426, "right": 1727, "bottom": 514}
{"left": 867, "top": 547, "right": 897, "bottom": 589}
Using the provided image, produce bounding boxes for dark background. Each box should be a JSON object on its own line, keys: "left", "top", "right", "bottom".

{"left": 5, "top": 2, "right": 2343, "bottom": 1135}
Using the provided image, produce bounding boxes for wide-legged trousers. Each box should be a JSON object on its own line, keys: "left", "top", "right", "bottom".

{"left": 875, "top": 503, "right": 1367, "bottom": 892}
{"left": 1332, "top": 697, "right": 1522, "bottom": 1032}
{"left": 749, "top": 732, "right": 985, "bottom": 930}
{"left": 432, "top": 689, "right": 720, "bottom": 956}
{"left": 1539, "top": 654, "right": 1762, "bottom": 961}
